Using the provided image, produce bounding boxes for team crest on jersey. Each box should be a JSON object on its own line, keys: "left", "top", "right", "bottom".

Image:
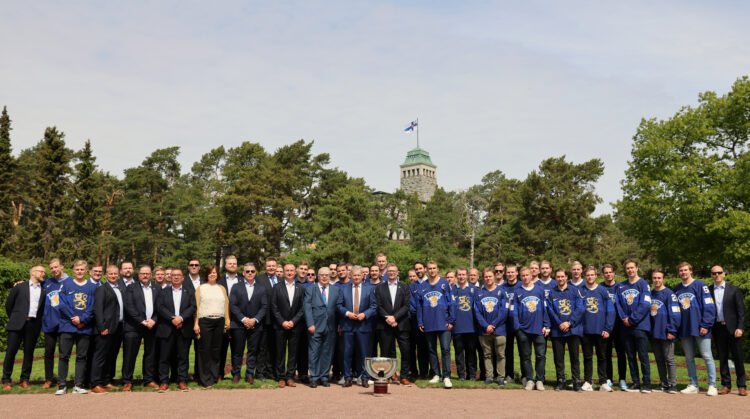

{"left": 586, "top": 297, "right": 599, "bottom": 313}
{"left": 425, "top": 291, "right": 442, "bottom": 308}
{"left": 481, "top": 297, "right": 498, "bottom": 313}
{"left": 48, "top": 290, "right": 60, "bottom": 307}
{"left": 622, "top": 289, "right": 639, "bottom": 305}
{"left": 651, "top": 299, "right": 664, "bottom": 316}
{"left": 73, "top": 292, "right": 88, "bottom": 310}
{"left": 678, "top": 293, "right": 695, "bottom": 310}
{"left": 558, "top": 299, "right": 572, "bottom": 315}
{"left": 522, "top": 296, "right": 540, "bottom": 313}
{"left": 458, "top": 296, "right": 472, "bottom": 312}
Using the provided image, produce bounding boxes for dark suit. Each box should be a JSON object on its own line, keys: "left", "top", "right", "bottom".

{"left": 92, "top": 282, "right": 123, "bottom": 387}
{"left": 2, "top": 281, "right": 45, "bottom": 384}
{"left": 182, "top": 275, "right": 203, "bottom": 378}
{"left": 218, "top": 274, "right": 240, "bottom": 379}
{"left": 229, "top": 279, "right": 267, "bottom": 379}
{"left": 122, "top": 282, "right": 159, "bottom": 384}
{"left": 255, "top": 272, "right": 280, "bottom": 379}
{"left": 156, "top": 285, "right": 196, "bottom": 384}
{"left": 304, "top": 283, "right": 342, "bottom": 383}
{"left": 337, "top": 282, "right": 378, "bottom": 380}
{"left": 710, "top": 282, "right": 746, "bottom": 389}
{"left": 375, "top": 279, "right": 412, "bottom": 377}
{"left": 271, "top": 280, "right": 305, "bottom": 381}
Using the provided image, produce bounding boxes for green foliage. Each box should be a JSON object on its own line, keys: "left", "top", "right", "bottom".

{"left": 408, "top": 188, "right": 464, "bottom": 266}
{"left": 0, "top": 257, "right": 34, "bottom": 351}
{"left": 0, "top": 107, "right": 15, "bottom": 253}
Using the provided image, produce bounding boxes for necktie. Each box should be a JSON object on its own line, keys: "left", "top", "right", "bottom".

{"left": 322, "top": 287, "right": 327, "bottom": 305}
{"left": 354, "top": 285, "right": 360, "bottom": 314}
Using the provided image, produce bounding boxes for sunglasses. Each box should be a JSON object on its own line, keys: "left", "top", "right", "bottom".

{"left": 495, "top": 269, "right": 504, "bottom": 273}
{"left": 188, "top": 263, "right": 200, "bottom": 267}
{"left": 244, "top": 270, "right": 256, "bottom": 273}
{"left": 307, "top": 273, "right": 316, "bottom": 277}
{"left": 711, "top": 271, "right": 723, "bottom": 275}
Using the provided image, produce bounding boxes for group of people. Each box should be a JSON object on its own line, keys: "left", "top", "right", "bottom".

{"left": 2, "top": 254, "right": 746, "bottom": 397}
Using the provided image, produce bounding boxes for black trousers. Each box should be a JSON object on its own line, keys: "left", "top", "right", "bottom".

{"left": 2, "top": 320, "right": 40, "bottom": 383}
{"left": 297, "top": 327, "right": 309, "bottom": 379}
{"left": 84, "top": 333, "right": 96, "bottom": 387}
{"left": 605, "top": 328, "right": 627, "bottom": 382}
{"left": 219, "top": 330, "right": 231, "bottom": 379}
{"left": 332, "top": 332, "right": 345, "bottom": 379}
{"left": 409, "top": 326, "right": 430, "bottom": 377}
{"left": 551, "top": 335, "right": 580, "bottom": 382}
{"left": 58, "top": 333, "right": 91, "bottom": 387}
{"left": 122, "top": 328, "right": 157, "bottom": 384}
{"left": 158, "top": 332, "right": 190, "bottom": 384}
{"left": 275, "top": 328, "right": 300, "bottom": 381}
{"left": 196, "top": 317, "right": 224, "bottom": 386}
{"left": 369, "top": 331, "right": 384, "bottom": 357}
{"left": 582, "top": 334, "right": 608, "bottom": 384}
{"left": 258, "top": 327, "right": 277, "bottom": 380}
{"left": 44, "top": 331, "right": 59, "bottom": 382}
{"left": 378, "top": 328, "right": 410, "bottom": 377}
{"left": 92, "top": 329, "right": 121, "bottom": 387}
{"left": 517, "top": 330, "right": 546, "bottom": 382}
{"left": 714, "top": 323, "right": 746, "bottom": 389}
{"left": 504, "top": 329, "right": 516, "bottom": 379}
{"left": 230, "top": 326, "right": 262, "bottom": 378}
{"left": 107, "top": 329, "right": 123, "bottom": 384}
{"left": 453, "top": 333, "right": 477, "bottom": 380}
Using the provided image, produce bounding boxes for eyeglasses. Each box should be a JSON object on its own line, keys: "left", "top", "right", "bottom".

{"left": 307, "top": 273, "right": 316, "bottom": 277}
{"left": 495, "top": 269, "right": 504, "bottom": 273}
{"left": 244, "top": 270, "right": 256, "bottom": 273}
{"left": 188, "top": 263, "right": 200, "bottom": 267}
{"left": 711, "top": 271, "right": 723, "bottom": 275}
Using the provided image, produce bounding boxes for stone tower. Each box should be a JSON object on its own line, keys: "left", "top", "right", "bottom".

{"left": 400, "top": 147, "right": 437, "bottom": 202}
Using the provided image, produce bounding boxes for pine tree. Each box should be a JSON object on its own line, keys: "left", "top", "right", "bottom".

{"left": 35, "top": 127, "right": 73, "bottom": 260}
{"left": 71, "top": 140, "right": 102, "bottom": 258}
{"left": 0, "top": 106, "right": 15, "bottom": 252}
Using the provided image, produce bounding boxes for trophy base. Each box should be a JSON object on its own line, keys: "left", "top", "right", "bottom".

{"left": 373, "top": 381, "right": 389, "bottom": 395}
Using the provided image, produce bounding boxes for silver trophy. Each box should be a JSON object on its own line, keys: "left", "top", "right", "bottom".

{"left": 364, "top": 357, "right": 398, "bottom": 395}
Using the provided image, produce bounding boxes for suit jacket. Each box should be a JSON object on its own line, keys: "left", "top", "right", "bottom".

{"left": 375, "top": 280, "right": 411, "bottom": 331}
{"left": 255, "top": 273, "right": 278, "bottom": 325}
{"left": 710, "top": 283, "right": 746, "bottom": 332}
{"left": 229, "top": 279, "right": 267, "bottom": 330}
{"left": 124, "top": 282, "right": 159, "bottom": 333}
{"left": 304, "top": 283, "right": 341, "bottom": 335}
{"left": 117, "top": 277, "right": 137, "bottom": 290}
{"left": 156, "top": 285, "right": 197, "bottom": 339}
{"left": 5, "top": 281, "right": 45, "bottom": 331}
{"left": 94, "top": 282, "right": 123, "bottom": 334}
{"left": 219, "top": 274, "right": 241, "bottom": 298}
{"left": 337, "top": 282, "right": 377, "bottom": 333}
{"left": 182, "top": 275, "right": 204, "bottom": 294}
{"left": 271, "top": 280, "right": 305, "bottom": 330}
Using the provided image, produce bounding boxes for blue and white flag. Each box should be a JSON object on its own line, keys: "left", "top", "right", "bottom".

{"left": 404, "top": 120, "right": 418, "bottom": 132}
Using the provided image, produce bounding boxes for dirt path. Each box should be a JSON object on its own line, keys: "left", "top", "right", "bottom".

{"left": 0, "top": 386, "right": 747, "bottom": 418}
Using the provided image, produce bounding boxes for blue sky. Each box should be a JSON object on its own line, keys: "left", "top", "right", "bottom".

{"left": 2, "top": 1, "right": 749, "bottom": 213}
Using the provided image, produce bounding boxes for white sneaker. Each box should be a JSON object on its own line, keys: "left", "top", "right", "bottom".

{"left": 581, "top": 382, "right": 593, "bottom": 392}
{"left": 525, "top": 380, "right": 535, "bottom": 391}
{"left": 443, "top": 377, "right": 452, "bottom": 389}
{"left": 536, "top": 381, "right": 545, "bottom": 391}
{"left": 72, "top": 386, "right": 88, "bottom": 394}
{"left": 681, "top": 385, "right": 699, "bottom": 394}
{"left": 428, "top": 375, "right": 440, "bottom": 384}
{"left": 55, "top": 387, "right": 67, "bottom": 395}
{"left": 707, "top": 386, "right": 718, "bottom": 396}
{"left": 367, "top": 379, "right": 374, "bottom": 385}
{"left": 606, "top": 379, "right": 613, "bottom": 387}
{"left": 600, "top": 383, "right": 613, "bottom": 392}
{"left": 336, "top": 377, "right": 345, "bottom": 385}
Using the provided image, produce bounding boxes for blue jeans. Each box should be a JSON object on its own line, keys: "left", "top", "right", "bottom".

{"left": 623, "top": 329, "right": 650, "bottom": 386}
{"left": 681, "top": 336, "right": 716, "bottom": 387}
{"left": 426, "top": 330, "right": 452, "bottom": 378}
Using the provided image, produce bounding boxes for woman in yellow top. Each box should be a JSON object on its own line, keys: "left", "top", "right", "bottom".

{"left": 194, "top": 265, "right": 230, "bottom": 388}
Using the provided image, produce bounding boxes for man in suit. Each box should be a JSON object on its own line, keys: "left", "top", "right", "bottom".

{"left": 91, "top": 265, "right": 124, "bottom": 393}
{"left": 255, "top": 257, "right": 280, "bottom": 381}
{"left": 218, "top": 255, "right": 240, "bottom": 381}
{"left": 295, "top": 261, "right": 313, "bottom": 384}
{"left": 181, "top": 258, "right": 203, "bottom": 381}
{"left": 709, "top": 266, "right": 746, "bottom": 396}
{"left": 338, "top": 266, "right": 377, "bottom": 388}
{"left": 229, "top": 263, "right": 267, "bottom": 384}
{"left": 271, "top": 263, "right": 305, "bottom": 387}
{"left": 156, "top": 268, "right": 196, "bottom": 392}
{"left": 375, "top": 263, "right": 412, "bottom": 386}
{"left": 122, "top": 265, "right": 159, "bottom": 391}
{"left": 304, "top": 267, "right": 342, "bottom": 388}
{"left": 2, "top": 265, "right": 46, "bottom": 391}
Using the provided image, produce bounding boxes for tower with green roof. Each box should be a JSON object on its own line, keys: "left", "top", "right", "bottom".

{"left": 400, "top": 147, "right": 437, "bottom": 202}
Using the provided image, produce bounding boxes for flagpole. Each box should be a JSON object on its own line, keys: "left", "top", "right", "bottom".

{"left": 416, "top": 117, "right": 419, "bottom": 148}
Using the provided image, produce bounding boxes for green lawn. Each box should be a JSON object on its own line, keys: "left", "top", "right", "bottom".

{"left": 1, "top": 342, "right": 747, "bottom": 394}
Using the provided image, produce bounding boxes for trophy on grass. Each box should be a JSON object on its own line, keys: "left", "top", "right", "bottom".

{"left": 364, "top": 357, "right": 398, "bottom": 395}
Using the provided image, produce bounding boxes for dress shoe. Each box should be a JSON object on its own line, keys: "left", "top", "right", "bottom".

{"left": 2, "top": 383, "right": 11, "bottom": 391}
{"left": 245, "top": 377, "right": 255, "bottom": 385}
{"left": 278, "top": 380, "right": 286, "bottom": 388}
{"left": 145, "top": 382, "right": 159, "bottom": 389}
{"left": 362, "top": 380, "right": 369, "bottom": 388}
{"left": 343, "top": 379, "right": 353, "bottom": 387}
{"left": 158, "top": 383, "right": 169, "bottom": 392}
{"left": 719, "top": 387, "right": 731, "bottom": 395}
{"left": 42, "top": 381, "right": 53, "bottom": 389}
{"left": 123, "top": 383, "right": 132, "bottom": 392}
{"left": 286, "top": 379, "right": 296, "bottom": 387}
{"left": 390, "top": 374, "right": 400, "bottom": 384}
{"left": 309, "top": 381, "right": 318, "bottom": 388}
{"left": 322, "top": 380, "right": 331, "bottom": 387}
{"left": 19, "top": 381, "right": 30, "bottom": 389}
{"left": 555, "top": 380, "right": 565, "bottom": 391}
{"left": 178, "top": 382, "right": 188, "bottom": 392}
{"left": 232, "top": 376, "right": 240, "bottom": 384}
{"left": 103, "top": 383, "right": 118, "bottom": 390}
{"left": 91, "top": 386, "right": 107, "bottom": 394}
{"left": 739, "top": 388, "right": 747, "bottom": 396}
{"left": 400, "top": 378, "right": 412, "bottom": 386}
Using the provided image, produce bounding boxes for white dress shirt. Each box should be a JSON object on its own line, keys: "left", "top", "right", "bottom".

{"left": 28, "top": 281, "right": 42, "bottom": 318}
{"left": 319, "top": 284, "right": 329, "bottom": 305}
{"left": 347, "top": 283, "right": 364, "bottom": 316}
{"left": 245, "top": 281, "right": 255, "bottom": 301}
{"left": 172, "top": 286, "right": 183, "bottom": 319}
{"left": 142, "top": 282, "right": 154, "bottom": 320}
{"left": 109, "top": 282, "right": 124, "bottom": 321}
{"left": 225, "top": 274, "right": 239, "bottom": 295}
{"left": 714, "top": 282, "right": 726, "bottom": 323}
{"left": 388, "top": 280, "right": 398, "bottom": 307}
{"left": 285, "top": 280, "right": 296, "bottom": 306}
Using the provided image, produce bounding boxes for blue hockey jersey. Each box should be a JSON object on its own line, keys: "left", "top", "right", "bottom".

{"left": 42, "top": 275, "right": 68, "bottom": 333}
{"left": 673, "top": 279, "right": 715, "bottom": 338}
{"left": 650, "top": 287, "right": 681, "bottom": 340}
{"left": 546, "top": 285, "right": 585, "bottom": 338}
{"left": 474, "top": 286, "right": 510, "bottom": 336}
{"left": 451, "top": 284, "right": 477, "bottom": 334}
{"left": 580, "top": 284, "right": 615, "bottom": 335}
{"left": 512, "top": 283, "right": 549, "bottom": 334}
{"left": 415, "top": 278, "right": 455, "bottom": 332}
{"left": 58, "top": 278, "right": 98, "bottom": 335}
{"left": 615, "top": 278, "right": 652, "bottom": 333}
